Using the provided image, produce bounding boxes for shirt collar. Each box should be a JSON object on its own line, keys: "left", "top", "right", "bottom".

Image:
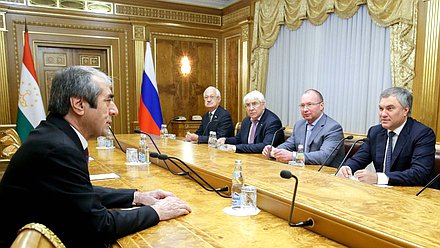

{"left": 210, "top": 107, "right": 218, "bottom": 116}
{"left": 389, "top": 119, "right": 406, "bottom": 136}
{"left": 70, "top": 125, "right": 88, "bottom": 150}
{"left": 307, "top": 113, "right": 323, "bottom": 127}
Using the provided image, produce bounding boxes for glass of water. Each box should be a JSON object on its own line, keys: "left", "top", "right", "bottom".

{"left": 241, "top": 185, "right": 257, "bottom": 210}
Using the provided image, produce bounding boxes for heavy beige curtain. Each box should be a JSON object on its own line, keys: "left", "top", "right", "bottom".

{"left": 250, "top": 0, "right": 418, "bottom": 93}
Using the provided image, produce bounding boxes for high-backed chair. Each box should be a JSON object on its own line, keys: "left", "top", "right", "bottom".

{"left": 234, "top": 122, "right": 242, "bottom": 136}
{"left": 10, "top": 223, "right": 65, "bottom": 248}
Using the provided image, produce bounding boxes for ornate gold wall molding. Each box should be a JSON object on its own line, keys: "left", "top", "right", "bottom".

{"left": 11, "top": 20, "right": 130, "bottom": 132}
{"left": 115, "top": 4, "right": 221, "bottom": 26}
{"left": 223, "top": 34, "right": 241, "bottom": 111}
{"left": 133, "top": 25, "right": 146, "bottom": 127}
{"left": 413, "top": 0, "right": 440, "bottom": 137}
{"left": 222, "top": 6, "right": 251, "bottom": 26}
{"left": 0, "top": 0, "right": 222, "bottom": 26}
{"left": 0, "top": 30, "right": 11, "bottom": 124}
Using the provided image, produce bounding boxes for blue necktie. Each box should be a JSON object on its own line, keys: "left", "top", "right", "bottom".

{"left": 384, "top": 132, "right": 395, "bottom": 173}
{"left": 304, "top": 124, "right": 313, "bottom": 153}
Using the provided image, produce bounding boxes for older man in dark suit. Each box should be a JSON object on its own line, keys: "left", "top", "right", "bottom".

{"left": 338, "top": 87, "right": 436, "bottom": 186}
{"left": 0, "top": 66, "right": 191, "bottom": 247}
{"left": 217, "top": 90, "right": 284, "bottom": 153}
{"left": 185, "top": 86, "right": 234, "bottom": 143}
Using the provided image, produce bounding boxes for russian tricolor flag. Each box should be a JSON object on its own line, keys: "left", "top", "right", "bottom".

{"left": 138, "top": 42, "right": 163, "bottom": 135}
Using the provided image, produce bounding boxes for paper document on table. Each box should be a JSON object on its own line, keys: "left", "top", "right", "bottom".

{"left": 90, "top": 173, "right": 120, "bottom": 181}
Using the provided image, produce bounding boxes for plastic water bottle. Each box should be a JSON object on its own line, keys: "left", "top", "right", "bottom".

{"left": 296, "top": 144, "right": 305, "bottom": 167}
{"left": 106, "top": 129, "right": 114, "bottom": 148}
{"left": 138, "top": 134, "right": 149, "bottom": 163}
{"left": 160, "top": 124, "right": 168, "bottom": 139}
{"left": 231, "top": 160, "right": 243, "bottom": 209}
{"left": 208, "top": 131, "right": 217, "bottom": 148}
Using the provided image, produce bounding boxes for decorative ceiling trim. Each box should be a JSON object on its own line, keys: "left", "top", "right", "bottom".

{"left": 115, "top": 3, "right": 221, "bottom": 26}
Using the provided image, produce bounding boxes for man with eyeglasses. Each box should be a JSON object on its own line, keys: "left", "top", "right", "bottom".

{"left": 185, "top": 86, "right": 234, "bottom": 143}
{"left": 217, "top": 90, "right": 284, "bottom": 153}
{"left": 263, "top": 89, "right": 344, "bottom": 167}
{"left": 337, "top": 87, "right": 437, "bottom": 187}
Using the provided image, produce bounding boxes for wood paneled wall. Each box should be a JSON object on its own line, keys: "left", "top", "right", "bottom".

{"left": 413, "top": 0, "right": 440, "bottom": 140}
{"left": 0, "top": 0, "right": 252, "bottom": 135}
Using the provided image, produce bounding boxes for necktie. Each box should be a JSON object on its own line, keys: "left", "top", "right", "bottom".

{"left": 84, "top": 147, "right": 89, "bottom": 165}
{"left": 384, "top": 131, "right": 395, "bottom": 173}
{"left": 208, "top": 112, "right": 213, "bottom": 121}
{"left": 249, "top": 121, "right": 258, "bottom": 144}
{"left": 304, "top": 124, "right": 314, "bottom": 153}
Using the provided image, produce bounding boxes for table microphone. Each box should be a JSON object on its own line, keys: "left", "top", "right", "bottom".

{"left": 134, "top": 129, "right": 161, "bottom": 154}
{"left": 318, "top": 136, "right": 353, "bottom": 171}
{"left": 150, "top": 152, "right": 189, "bottom": 176}
{"left": 202, "top": 118, "right": 218, "bottom": 136}
{"left": 416, "top": 173, "right": 440, "bottom": 196}
{"left": 154, "top": 152, "right": 230, "bottom": 198}
{"left": 109, "top": 127, "right": 125, "bottom": 153}
{"left": 280, "top": 170, "right": 314, "bottom": 227}
{"left": 334, "top": 138, "right": 368, "bottom": 176}
{"left": 266, "top": 127, "right": 285, "bottom": 158}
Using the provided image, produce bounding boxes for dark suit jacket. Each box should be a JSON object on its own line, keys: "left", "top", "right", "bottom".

{"left": 345, "top": 117, "right": 436, "bottom": 186}
{"left": 0, "top": 114, "right": 159, "bottom": 247}
{"left": 195, "top": 106, "right": 234, "bottom": 143}
{"left": 225, "top": 109, "right": 283, "bottom": 153}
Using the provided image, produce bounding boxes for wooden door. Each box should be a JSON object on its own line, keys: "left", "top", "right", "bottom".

{"left": 35, "top": 47, "right": 108, "bottom": 111}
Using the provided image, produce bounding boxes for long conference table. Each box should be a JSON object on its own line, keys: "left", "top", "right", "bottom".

{"left": 89, "top": 134, "right": 440, "bottom": 248}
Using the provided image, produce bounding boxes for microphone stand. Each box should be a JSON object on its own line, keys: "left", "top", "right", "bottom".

{"left": 109, "top": 127, "right": 125, "bottom": 153}
{"left": 150, "top": 152, "right": 188, "bottom": 176}
{"left": 157, "top": 153, "right": 230, "bottom": 198}
{"left": 280, "top": 170, "right": 314, "bottom": 227}
{"left": 134, "top": 129, "right": 161, "bottom": 154}
{"left": 266, "top": 127, "right": 285, "bottom": 159}
{"left": 334, "top": 138, "right": 368, "bottom": 176}
{"left": 318, "top": 136, "right": 353, "bottom": 172}
{"left": 416, "top": 173, "right": 440, "bottom": 196}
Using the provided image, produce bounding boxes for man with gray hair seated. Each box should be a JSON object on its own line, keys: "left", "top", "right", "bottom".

{"left": 0, "top": 66, "right": 191, "bottom": 247}
{"left": 338, "top": 87, "right": 436, "bottom": 186}
{"left": 218, "top": 90, "right": 284, "bottom": 153}
{"left": 185, "top": 86, "right": 234, "bottom": 143}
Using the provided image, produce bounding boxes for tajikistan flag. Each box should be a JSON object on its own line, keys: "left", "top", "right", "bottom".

{"left": 16, "top": 26, "right": 46, "bottom": 142}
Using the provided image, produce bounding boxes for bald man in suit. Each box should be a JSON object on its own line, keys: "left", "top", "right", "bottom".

{"left": 263, "top": 89, "right": 344, "bottom": 167}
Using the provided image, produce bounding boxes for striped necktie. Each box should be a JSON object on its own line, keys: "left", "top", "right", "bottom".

{"left": 384, "top": 131, "right": 395, "bottom": 173}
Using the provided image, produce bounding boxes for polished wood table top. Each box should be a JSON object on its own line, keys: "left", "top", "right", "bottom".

{"left": 94, "top": 134, "right": 440, "bottom": 247}
{"left": 89, "top": 141, "right": 341, "bottom": 247}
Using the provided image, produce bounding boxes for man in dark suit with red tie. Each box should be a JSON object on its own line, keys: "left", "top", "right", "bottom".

{"left": 338, "top": 87, "right": 436, "bottom": 186}
{"left": 217, "top": 90, "right": 284, "bottom": 153}
{"left": 0, "top": 66, "right": 191, "bottom": 247}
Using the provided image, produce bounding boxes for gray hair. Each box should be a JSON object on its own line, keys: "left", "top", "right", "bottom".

{"left": 243, "top": 90, "right": 266, "bottom": 104}
{"left": 48, "top": 66, "right": 112, "bottom": 116}
{"left": 203, "top": 86, "right": 221, "bottom": 98}
{"left": 304, "top": 89, "right": 324, "bottom": 102}
{"left": 380, "top": 87, "right": 412, "bottom": 116}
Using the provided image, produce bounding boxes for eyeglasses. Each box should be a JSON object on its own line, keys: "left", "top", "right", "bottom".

{"left": 245, "top": 101, "right": 261, "bottom": 109}
{"left": 299, "top": 102, "right": 322, "bottom": 110}
{"left": 204, "top": 95, "right": 218, "bottom": 100}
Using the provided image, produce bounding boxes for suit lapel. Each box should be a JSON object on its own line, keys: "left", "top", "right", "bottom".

{"left": 391, "top": 119, "right": 411, "bottom": 167}
{"left": 306, "top": 114, "right": 327, "bottom": 148}
{"left": 376, "top": 129, "right": 387, "bottom": 172}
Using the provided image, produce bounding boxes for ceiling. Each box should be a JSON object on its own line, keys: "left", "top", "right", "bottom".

{"left": 158, "top": 0, "right": 240, "bottom": 9}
